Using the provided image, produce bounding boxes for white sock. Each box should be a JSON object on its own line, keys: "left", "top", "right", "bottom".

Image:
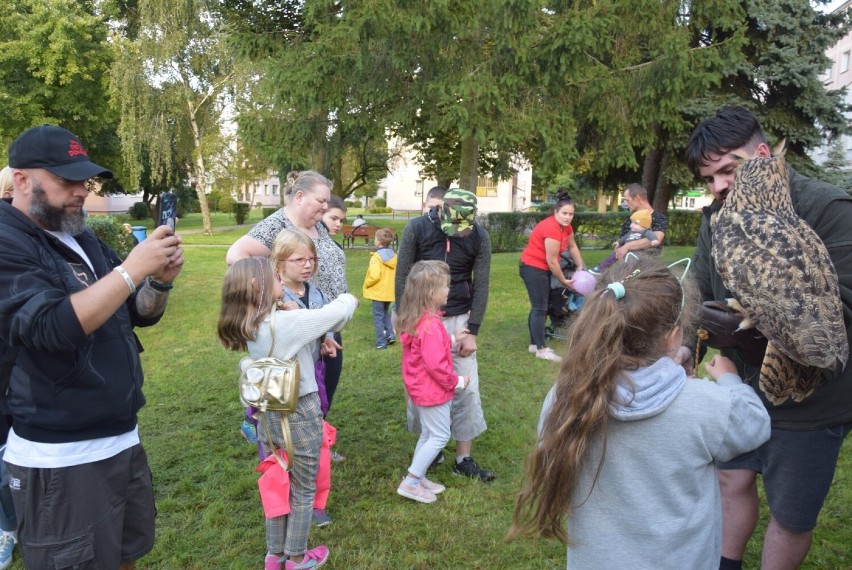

{"left": 456, "top": 455, "right": 469, "bottom": 464}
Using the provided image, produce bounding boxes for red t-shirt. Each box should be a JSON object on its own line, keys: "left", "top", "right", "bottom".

{"left": 520, "top": 215, "right": 573, "bottom": 271}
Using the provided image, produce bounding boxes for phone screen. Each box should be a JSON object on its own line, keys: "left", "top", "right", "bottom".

{"left": 159, "top": 192, "right": 177, "bottom": 232}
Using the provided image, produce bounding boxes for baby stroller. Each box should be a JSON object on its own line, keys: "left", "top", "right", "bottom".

{"left": 545, "top": 251, "right": 585, "bottom": 341}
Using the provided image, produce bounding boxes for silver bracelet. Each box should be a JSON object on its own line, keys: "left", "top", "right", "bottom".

{"left": 113, "top": 266, "right": 136, "bottom": 294}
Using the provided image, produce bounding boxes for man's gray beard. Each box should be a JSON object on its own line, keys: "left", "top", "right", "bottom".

{"left": 30, "top": 184, "right": 87, "bottom": 235}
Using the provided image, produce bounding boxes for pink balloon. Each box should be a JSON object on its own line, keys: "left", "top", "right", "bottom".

{"left": 571, "top": 270, "right": 597, "bottom": 295}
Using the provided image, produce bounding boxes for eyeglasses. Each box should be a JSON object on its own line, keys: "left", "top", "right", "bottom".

{"left": 285, "top": 257, "right": 318, "bottom": 266}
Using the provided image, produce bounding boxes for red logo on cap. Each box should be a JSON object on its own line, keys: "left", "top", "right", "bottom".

{"left": 68, "top": 140, "right": 88, "bottom": 158}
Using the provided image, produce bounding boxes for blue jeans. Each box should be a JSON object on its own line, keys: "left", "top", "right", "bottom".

{"left": 372, "top": 301, "right": 393, "bottom": 345}
{"left": 0, "top": 446, "right": 16, "bottom": 532}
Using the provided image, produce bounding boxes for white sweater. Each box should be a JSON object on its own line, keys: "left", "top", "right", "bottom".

{"left": 247, "top": 294, "right": 357, "bottom": 397}
{"left": 539, "top": 357, "right": 771, "bottom": 570}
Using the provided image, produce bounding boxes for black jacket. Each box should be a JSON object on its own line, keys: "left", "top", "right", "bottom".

{"left": 0, "top": 202, "right": 160, "bottom": 443}
{"left": 395, "top": 208, "right": 491, "bottom": 334}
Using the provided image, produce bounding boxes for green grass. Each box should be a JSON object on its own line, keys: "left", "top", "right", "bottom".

{"left": 11, "top": 238, "right": 850, "bottom": 569}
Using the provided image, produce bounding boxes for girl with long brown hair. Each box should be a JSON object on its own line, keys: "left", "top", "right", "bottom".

{"left": 508, "top": 257, "right": 770, "bottom": 569}
{"left": 217, "top": 257, "right": 357, "bottom": 570}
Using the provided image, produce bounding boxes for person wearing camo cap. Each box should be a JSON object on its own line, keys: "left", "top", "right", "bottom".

{"left": 394, "top": 188, "right": 496, "bottom": 482}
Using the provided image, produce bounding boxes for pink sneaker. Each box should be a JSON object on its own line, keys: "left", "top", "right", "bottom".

{"left": 265, "top": 553, "right": 284, "bottom": 570}
{"left": 397, "top": 480, "right": 437, "bottom": 503}
{"left": 420, "top": 477, "right": 446, "bottom": 494}
{"left": 284, "top": 545, "right": 329, "bottom": 569}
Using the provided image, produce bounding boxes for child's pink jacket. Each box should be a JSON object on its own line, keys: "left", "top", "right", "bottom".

{"left": 401, "top": 312, "right": 457, "bottom": 406}
{"left": 256, "top": 420, "right": 336, "bottom": 518}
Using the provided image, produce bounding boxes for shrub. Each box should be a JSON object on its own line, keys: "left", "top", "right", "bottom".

{"left": 262, "top": 207, "right": 278, "bottom": 219}
{"left": 86, "top": 215, "right": 136, "bottom": 259}
{"left": 344, "top": 200, "right": 359, "bottom": 208}
{"left": 218, "top": 194, "right": 236, "bottom": 214}
{"left": 234, "top": 201, "right": 251, "bottom": 225}
{"left": 207, "top": 190, "right": 224, "bottom": 212}
{"left": 483, "top": 209, "right": 703, "bottom": 253}
{"left": 128, "top": 202, "right": 151, "bottom": 220}
{"left": 366, "top": 206, "right": 392, "bottom": 214}
{"left": 373, "top": 197, "right": 387, "bottom": 208}
{"left": 255, "top": 202, "right": 263, "bottom": 209}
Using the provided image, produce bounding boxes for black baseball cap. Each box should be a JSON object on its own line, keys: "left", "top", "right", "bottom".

{"left": 8, "top": 125, "right": 113, "bottom": 181}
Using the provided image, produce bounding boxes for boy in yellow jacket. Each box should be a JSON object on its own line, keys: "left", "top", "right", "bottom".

{"left": 363, "top": 228, "right": 397, "bottom": 349}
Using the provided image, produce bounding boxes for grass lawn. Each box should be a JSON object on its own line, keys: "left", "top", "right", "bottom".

{"left": 11, "top": 224, "right": 849, "bottom": 569}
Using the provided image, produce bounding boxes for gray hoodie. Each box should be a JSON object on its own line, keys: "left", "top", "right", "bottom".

{"left": 539, "top": 357, "right": 770, "bottom": 569}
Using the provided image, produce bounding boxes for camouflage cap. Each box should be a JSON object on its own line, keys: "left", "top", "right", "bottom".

{"left": 441, "top": 188, "right": 477, "bottom": 236}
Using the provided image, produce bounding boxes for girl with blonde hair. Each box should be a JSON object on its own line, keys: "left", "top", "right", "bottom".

{"left": 395, "top": 260, "right": 470, "bottom": 503}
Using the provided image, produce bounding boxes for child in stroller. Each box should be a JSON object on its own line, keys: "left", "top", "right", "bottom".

{"left": 546, "top": 251, "right": 585, "bottom": 340}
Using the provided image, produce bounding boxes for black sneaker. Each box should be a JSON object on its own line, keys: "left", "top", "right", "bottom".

{"left": 386, "top": 335, "right": 396, "bottom": 345}
{"left": 452, "top": 456, "right": 496, "bottom": 482}
{"left": 428, "top": 451, "right": 445, "bottom": 470}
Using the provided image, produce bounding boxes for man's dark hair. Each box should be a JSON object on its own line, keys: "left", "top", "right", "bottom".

{"left": 426, "top": 186, "right": 447, "bottom": 201}
{"left": 686, "top": 106, "right": 767, "bottom": 174}
{"left": 624, "top": 183, "right": 647, "bottom": 201}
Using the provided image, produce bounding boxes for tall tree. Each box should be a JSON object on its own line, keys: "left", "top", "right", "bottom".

{"left": 110, "top": 0, "right": 235, "bottom": 234}
{"left": 0, "top": 0, "right": 118, "bottom": 167}
{"left": 642, "top": 0, "right": 849, "bottom": 210}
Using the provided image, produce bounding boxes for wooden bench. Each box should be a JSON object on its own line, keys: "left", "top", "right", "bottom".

{"left": 341, "top": 224, "right": 397, "bottom": 249}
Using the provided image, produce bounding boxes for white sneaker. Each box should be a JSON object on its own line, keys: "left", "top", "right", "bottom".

{"left": 420, "top": 477, "right": 446, "bottom": 494}
{"left": 536, "top": 348, "right": 562, "bottom": 362}
{"left": 397, "top": 481, "right": 437, "bottom": 504}
{"left": 0, "top": 531, "right": 15, "bottom": 570}
{"left": 528, "top": 344, "right": 537, "bottom": 354}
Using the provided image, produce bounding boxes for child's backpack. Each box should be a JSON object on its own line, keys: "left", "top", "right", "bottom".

{"left": 239, "top": 310, "right": 300, "bottom": 470}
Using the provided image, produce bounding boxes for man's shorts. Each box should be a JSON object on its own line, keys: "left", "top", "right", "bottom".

{"left": 406, "top": 313, "right": 488, "bottom": 442}
{"left": 718, "top": 422, "right": 852, "bottom": 532}
{"left": 7, "top": 443, "right": 156, "bottom": 568}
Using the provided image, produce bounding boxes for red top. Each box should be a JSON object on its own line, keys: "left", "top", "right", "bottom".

{"left": 520, "top": 215, "right": 573, "bottom": 271}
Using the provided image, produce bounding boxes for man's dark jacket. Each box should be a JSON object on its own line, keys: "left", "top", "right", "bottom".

{"left": 693, "top": 167, "right": 852, "bottom": 430}
{"left": 0, "top": 201, "right": 159, "bottom": 443}
{"left": 394, "top": 208, "right": 491, "bottom": 335}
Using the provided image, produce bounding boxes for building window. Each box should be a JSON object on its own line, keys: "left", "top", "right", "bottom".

{"left": 272, "top": 184, "right": 278, "bottom": 195}
{"left": 264, "top": 184, "right": 269, "bottom": 195}
{"left": 841, "top": 51, "right": 850, "bottom": 73}
{"left": 475, "top": 176, "right": 498, "bottom": 198}
{"left": 414, "top": 179, "right": 423, "bottom": 197}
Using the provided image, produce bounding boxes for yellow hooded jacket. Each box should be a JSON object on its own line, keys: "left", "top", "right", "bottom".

{"left": 362, "top": 247, "right": 397, "bottom": 302}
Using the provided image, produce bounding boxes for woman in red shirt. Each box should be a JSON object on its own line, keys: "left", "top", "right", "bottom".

{"left": 519, "top": 192, "right": 585, "bottom": 362}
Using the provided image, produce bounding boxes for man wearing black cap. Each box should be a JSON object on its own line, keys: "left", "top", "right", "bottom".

{"left": 0, "top": 125, "right": 184, "bottom": 569}
{"left": 395, "top": 188, "right": 496, "bottom": 482}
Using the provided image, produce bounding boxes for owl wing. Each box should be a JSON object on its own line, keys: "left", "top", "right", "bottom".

{"left": 712, "top": 208, "right": 847, "bottom": 370}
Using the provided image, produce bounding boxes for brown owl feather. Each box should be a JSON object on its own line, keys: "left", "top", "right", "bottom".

{"left": 710, "top": 148, "right": 848, "bottom": 405}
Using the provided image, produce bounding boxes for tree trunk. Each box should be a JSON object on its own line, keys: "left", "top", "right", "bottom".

{"left": 437, "top": 175, "right": 454, "bottom": 189}
{"left": 642, "top": 123, "right": 664, "bottom": 205}
{"left": 652, "top": 150, "right": 672, "bottom": 215}
{"left": 458, "top": 134, "right": 479, "bottom": 194}
{"left": 188, "top": 110, "right": 213, "bottom": 235}
{"left": 596, "top": 186, "right": 607, "bottom": 213}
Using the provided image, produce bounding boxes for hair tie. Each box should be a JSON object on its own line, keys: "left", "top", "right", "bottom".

{"left": 606, "top": 282, "right": 626, "bottom": 300}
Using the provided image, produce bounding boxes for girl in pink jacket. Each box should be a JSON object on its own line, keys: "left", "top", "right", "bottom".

{"left": 395, "top": 260, "right": 470, "bottom": 504}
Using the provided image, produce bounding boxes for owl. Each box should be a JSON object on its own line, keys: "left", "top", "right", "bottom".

{"left": 710, "top": 147, "right": 848, "bottom": 405}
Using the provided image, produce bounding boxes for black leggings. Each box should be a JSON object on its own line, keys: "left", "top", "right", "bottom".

{"left": 322, "top": 331, "right": 343, "bottom": 414}
{"left": 519, "top": 263, "right": 551, "bottom": 349}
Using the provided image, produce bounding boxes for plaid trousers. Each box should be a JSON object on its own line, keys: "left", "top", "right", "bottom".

{"left": 258, "top": 393, "right": 323, "bottom": 556}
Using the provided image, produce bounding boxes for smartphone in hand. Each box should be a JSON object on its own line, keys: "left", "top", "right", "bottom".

{"left": 158, "top": 191, "right": 178, "bottom": 232}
